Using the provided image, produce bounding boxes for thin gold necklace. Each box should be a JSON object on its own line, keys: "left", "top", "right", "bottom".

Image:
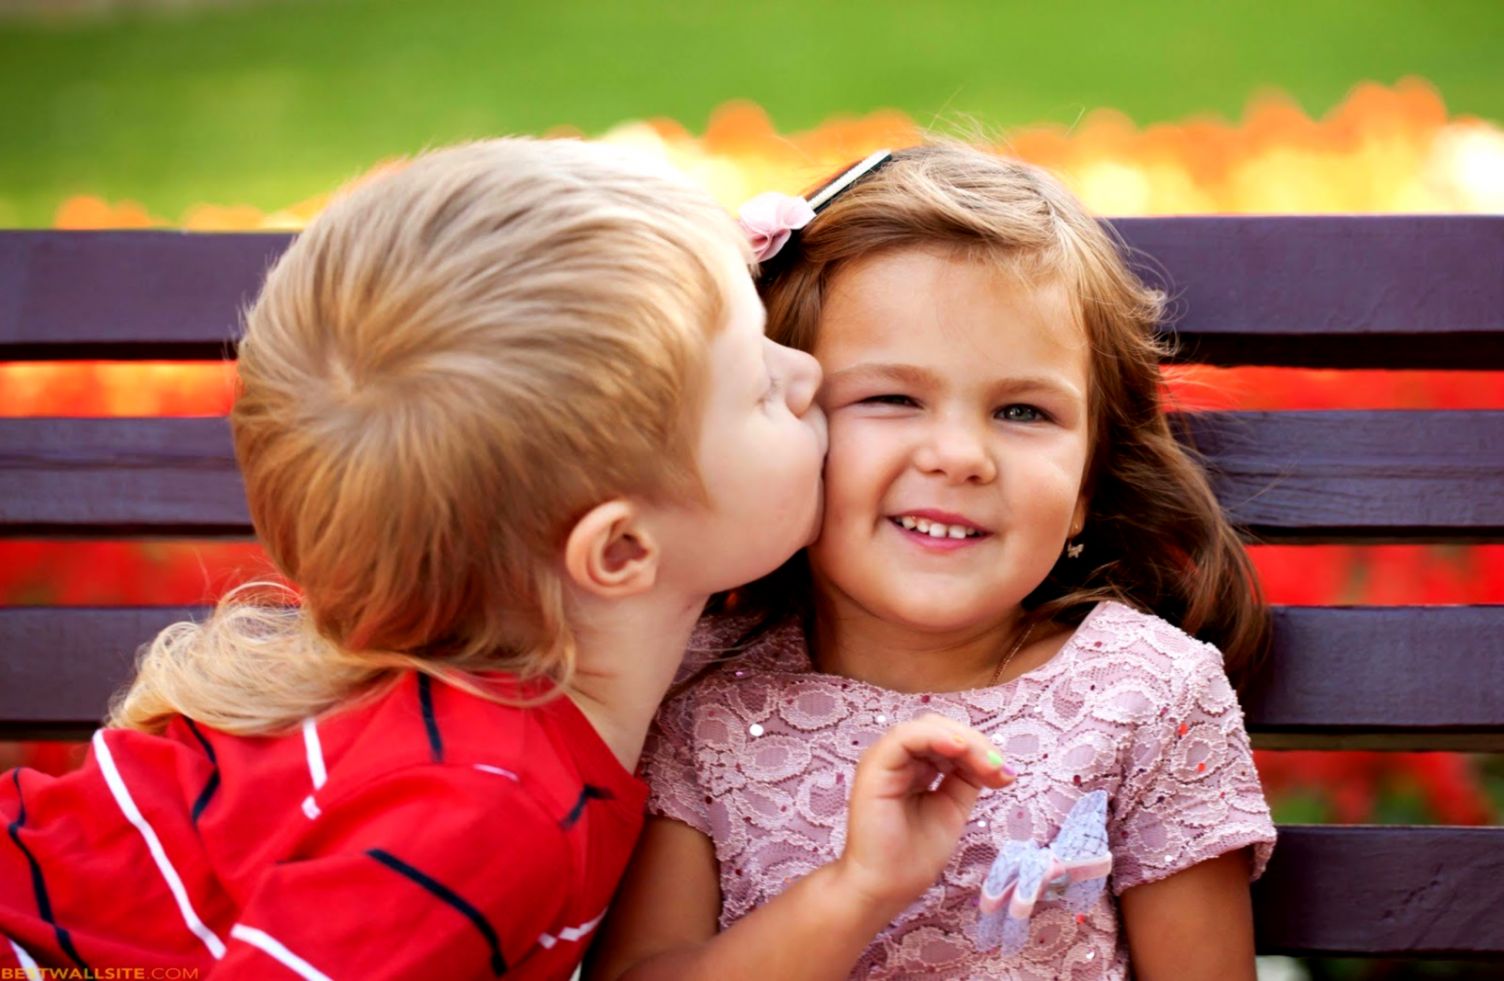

{"left": 987, "top": 622, "right": 1036, "bottom": 687}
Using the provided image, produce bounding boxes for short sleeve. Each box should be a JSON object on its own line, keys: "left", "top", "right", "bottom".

{"left": 1110, "top": 643, "right": 1276, "bottom": 894}
{"left": 639, "top": 691, "right": 713, "bottom": 837}
{"left": 215, "top": 764, "right": 571, "bottom": 978}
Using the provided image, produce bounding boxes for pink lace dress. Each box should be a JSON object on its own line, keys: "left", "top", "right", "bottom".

{"left": 641, "top": 601, "right": 1276, "bottom": 979}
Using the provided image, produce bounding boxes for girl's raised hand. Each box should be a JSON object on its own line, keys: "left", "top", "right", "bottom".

{"left": 834, "top": 715, "right": 1016, "bottom": 917}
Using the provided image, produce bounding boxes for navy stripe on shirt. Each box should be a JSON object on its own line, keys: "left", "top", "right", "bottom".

{"left": 6, "top": 770, "right": 90, "bottom": 970}
{"left": 558, "top": 784, "right": 614, "bottom": 831}
{"left": 417, "top": 674, "right": 444, "bottom": 763}
{"left": 183, "top": 718, "right": 220, "bottom": 824}
{"left": 368, "top": 848, "right": 505, "bottom": 976}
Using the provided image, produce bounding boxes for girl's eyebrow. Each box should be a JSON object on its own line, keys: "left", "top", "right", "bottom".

{"left": 826, "top": 362, "right": 1084, "bottom": 401}
{"left": 989, "top": 374, "right": 1086, "bottom": 402}
{"left": 823, "top": 362, "right": 938, "bottom": 388}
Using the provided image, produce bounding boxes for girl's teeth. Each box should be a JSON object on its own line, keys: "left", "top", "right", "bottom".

{"left": 894, "top": 516, "right": 980, "bottom": 539}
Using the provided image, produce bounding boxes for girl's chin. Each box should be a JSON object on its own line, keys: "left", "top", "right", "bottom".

{"left": 871, "top": 597, "right": 1013, "bottom": 635}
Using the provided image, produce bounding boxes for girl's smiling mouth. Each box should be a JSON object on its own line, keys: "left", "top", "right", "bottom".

{"left": 889, "top": 509, "right": 992, "bottom": 549}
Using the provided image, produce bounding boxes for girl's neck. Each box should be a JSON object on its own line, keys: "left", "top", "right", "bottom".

{"left": 810, "top": 591, "right": 1027, "bottom": 694}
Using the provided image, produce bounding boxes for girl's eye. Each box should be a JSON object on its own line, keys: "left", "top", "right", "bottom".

{"left": 997, "top": 404, "right": 1047, "bottom": 423}
{"left": 859, "top": 394, "right": 917, "bottom": 407}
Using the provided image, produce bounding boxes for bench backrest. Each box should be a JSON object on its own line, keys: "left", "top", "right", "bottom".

{"left": 2, "top": 217, "right": 1502, "bottom": 959}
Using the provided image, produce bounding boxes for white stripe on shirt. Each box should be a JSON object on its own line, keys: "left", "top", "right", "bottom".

{"left": 537, "top": 908, "right": 606, "bottom": 949}
{"left": 301, "top": 717, "right": 327, "bottom": 819}
{"left": 302, "top": 717, "right": 327, "bottom": 788}
{"left": 92, "top": 730, "right": 227, "bottom": 960}
{"left": 7, "top": 937, "right": 41, "bottom": 980}
{"left": 230, "top": 925, "right": 332, "bottom": 981}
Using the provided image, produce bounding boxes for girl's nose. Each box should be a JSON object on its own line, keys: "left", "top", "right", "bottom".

{"left": 914, "top": 420, "right": 998, "bottom": 484}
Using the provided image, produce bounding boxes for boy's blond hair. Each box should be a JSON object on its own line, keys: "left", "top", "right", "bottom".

{"left": 111, "top": 138, "right": 749, "bottom": 734}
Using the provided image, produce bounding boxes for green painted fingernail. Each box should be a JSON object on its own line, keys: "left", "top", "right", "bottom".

{"left": 987, "top": 751, "right": 1005, "bottom": 768}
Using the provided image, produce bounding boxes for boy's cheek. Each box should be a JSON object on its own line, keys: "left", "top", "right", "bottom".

{"left": 804, "top": 493, "right": 826, "bottom": 547}
{"left": 807, "top": 407, "right": 830, "bottom": 458}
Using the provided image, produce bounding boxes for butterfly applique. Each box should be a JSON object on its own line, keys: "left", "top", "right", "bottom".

{"left": 976, "top": 789, "right": 1113, "bottom": 953}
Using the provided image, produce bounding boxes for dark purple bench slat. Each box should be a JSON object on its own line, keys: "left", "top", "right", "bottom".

{"left": 4, "top": 605, "right": 1500, "bottom": 748}
{"left": 1184, "top": 410, "right": 1504, "bottom": 544}
{"left": 1253, "top": 825, "right": 1504, "bottom": 956}
{"left": 1116, "top": 215, "right": 1504, "bottom": 370}
{"left": 0, "top": 231, "right": 287, "bottom": 360}
{"left": 1248, "top": 606, "right": 1504, "bottom": 751}
{"left": 0, "top": 417, "right": 248, "bottom": 536}
{"left": 5, "top": 412, "right": 1501, "bottom": 541}
{"left": 2, "top": 218, "right": 1501, "bottom": 367}
{"left": 0, "top": 606, "right": 205, "bottom": 738}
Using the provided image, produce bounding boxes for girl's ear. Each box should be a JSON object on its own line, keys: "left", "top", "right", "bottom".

{"left": 563, "top": 499, "right": 660, "bottom": 598}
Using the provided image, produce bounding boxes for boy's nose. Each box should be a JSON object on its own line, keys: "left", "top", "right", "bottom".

{"left": 780, "top": 345, "right": 823, "bottom": 417}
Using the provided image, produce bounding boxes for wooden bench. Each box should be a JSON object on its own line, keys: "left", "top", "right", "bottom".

{"left": 2, "top": 216, "right": 1502, "bottom": 964}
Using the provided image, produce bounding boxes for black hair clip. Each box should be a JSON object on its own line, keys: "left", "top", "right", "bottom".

{"left": 807, "top": 149, "right": 894, "bottom": 214}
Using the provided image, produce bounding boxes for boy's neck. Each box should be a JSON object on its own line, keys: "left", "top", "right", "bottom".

{"left": 560, "top": 592, "right": 708, "bottom": 772}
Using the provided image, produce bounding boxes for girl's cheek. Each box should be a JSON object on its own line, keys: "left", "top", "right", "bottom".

{"left": 822, "top": 428, "right": 875, "bottom": 475}
{"left": 1048, "top": 469, "right": 1088, "bottom": 508}
{"left": 842, "top": 452, "right": 900, "bottom": 497}
{"left": 1041, "top": 439, "right": 1091, "bottom": 481}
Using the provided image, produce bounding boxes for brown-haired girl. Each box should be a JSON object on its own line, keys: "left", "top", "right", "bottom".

{"left": 2, "top": 139, "right": 1018, "bottom": 981}
{"left": 594, "top": 146, "right": 1276, "bottom": 980}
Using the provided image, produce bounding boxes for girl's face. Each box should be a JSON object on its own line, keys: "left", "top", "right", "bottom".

{"left": 809, "top": 248, "right": 1090, "bottom": 637}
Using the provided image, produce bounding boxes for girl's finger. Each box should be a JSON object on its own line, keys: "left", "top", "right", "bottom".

{"left": 929, "top": 735, "right": 1014, "bottom": 790}
{"left": 920, "top": 719, "right": 1016, "bottom": 788}
{"left": 867, "top": 717, "right": 1016, "bottom": 790}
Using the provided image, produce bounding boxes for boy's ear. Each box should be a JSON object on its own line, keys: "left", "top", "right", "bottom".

{"left": 563, "top": 499, "right": 660, "bottom": 598}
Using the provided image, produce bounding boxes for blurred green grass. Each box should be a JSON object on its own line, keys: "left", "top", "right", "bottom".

{"left": 1, "top": 0, "right": 1501, "bottom": 225}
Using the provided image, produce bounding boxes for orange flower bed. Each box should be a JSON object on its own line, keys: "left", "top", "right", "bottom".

{"left": 46, "top": 78, "right": 1504, "bottom": 230}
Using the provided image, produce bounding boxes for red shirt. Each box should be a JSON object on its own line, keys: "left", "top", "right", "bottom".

{"left": 1, "top": 671, "right": 647, "bottom": 979}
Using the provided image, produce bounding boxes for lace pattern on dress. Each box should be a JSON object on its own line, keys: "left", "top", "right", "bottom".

{"left": 641, "top": 601, "right": 1276, "bottom": 979}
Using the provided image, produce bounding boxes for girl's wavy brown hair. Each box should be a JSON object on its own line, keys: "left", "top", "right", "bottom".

{"left": 739, "top": 143, "right": 1267, "bottom": 686}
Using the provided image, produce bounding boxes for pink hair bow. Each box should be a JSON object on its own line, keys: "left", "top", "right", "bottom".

{"left": 736, "top": 192, "right": 815, "bottom": 263}
{"left": 977, "top": 789, "right": 1113, "bottom": 954}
